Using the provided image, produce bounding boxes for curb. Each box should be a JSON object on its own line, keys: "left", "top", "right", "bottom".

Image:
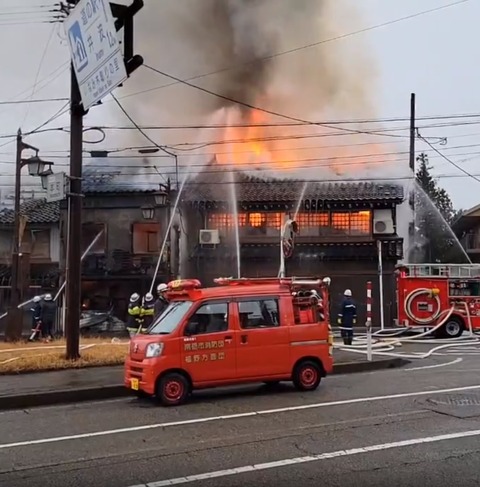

{"left": 0, "top": 358, "right": 409, "bottom": 411}
{"left": 332, "top": 357, "right": 410, "bottom": 375}
{"left": 0, "top": 385, "right": 130, "bottom": 411}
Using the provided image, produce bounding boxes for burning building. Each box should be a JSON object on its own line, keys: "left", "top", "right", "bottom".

{"left": 179, "top": 163, "right": 404, "bottom": 327}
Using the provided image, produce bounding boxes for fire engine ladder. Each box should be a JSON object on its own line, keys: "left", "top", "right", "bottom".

{"left": 403, "top": 264, "right": 480, "bottom": 278}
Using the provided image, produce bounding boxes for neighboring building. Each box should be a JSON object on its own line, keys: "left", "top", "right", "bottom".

{"left": 180, "top": 169, "right": 405, "bottom": 327}
{"left": 0, "top": 198, "right": 60, "bottom": 332}
{"left": 59, "top": 168, "right": 172, "bottom": 319}
{"left": 452, "top": 204, "right": 480, "bottom": 263}
{"left": 0, "top": 198, "right": 61, "bottom": 286}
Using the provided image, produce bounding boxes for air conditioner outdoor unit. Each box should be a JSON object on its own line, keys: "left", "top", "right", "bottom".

{"left": 373, "top": 209, "right": 394, "bottom": 235}
{"left": 199, "top": 229, "right": 220, "bottom": 245}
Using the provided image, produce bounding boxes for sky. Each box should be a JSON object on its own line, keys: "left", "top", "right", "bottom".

{"left": 0, "top": 0, "right": 478, "bottom": 211}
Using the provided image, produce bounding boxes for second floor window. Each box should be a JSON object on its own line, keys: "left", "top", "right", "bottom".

{"left": 207, "top": 210, "right": 372, "bottom": 237}
{"left": 132, "top": 222, "right": 160, "bottom": 254}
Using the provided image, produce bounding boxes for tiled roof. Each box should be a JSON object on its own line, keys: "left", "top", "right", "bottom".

{"left": 0, "top": 199, "right": 59, "bottom": 225}
{"left": 183, "top": 172, "right": 404, "bottom": 203}
{"left": 82, "top": 164, "right": 160, "bottom": 194}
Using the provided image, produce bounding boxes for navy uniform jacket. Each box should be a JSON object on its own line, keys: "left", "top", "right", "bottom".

{"left": 337, "top": 297, "right": 357, "bottom": 327}
{"left": 30, "top": 303, "right": 42, "bottom": 327}
{"left": 41, "top": 301, "right": 57, "bottom": 324}
{"left": 153, "top": 297, "right": 168, "bottom": 321}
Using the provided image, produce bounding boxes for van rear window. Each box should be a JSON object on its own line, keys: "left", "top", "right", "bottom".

{"left": 148, "top": 301, "right": 193, "bottom": 335}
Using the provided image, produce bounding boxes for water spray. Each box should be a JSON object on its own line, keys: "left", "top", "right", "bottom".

{"left": 149, "top": 175, "right": 189, "bottom": 294}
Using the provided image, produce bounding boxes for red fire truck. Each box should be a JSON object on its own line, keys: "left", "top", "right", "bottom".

{"left": 396, "top": 263, "right": 480, "bottom": 338}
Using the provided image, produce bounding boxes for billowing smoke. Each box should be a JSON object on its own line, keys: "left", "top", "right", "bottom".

{"left": 119, "top": 0, "right": 377, "bottom": 139}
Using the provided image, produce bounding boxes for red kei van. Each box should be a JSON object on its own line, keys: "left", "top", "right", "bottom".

{"left": 124, "top": 277, "right": 334, "bottom": 406}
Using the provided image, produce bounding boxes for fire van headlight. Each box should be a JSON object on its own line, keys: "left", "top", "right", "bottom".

{"left": 145, "top": 343, "right": 164, "bottom": 358}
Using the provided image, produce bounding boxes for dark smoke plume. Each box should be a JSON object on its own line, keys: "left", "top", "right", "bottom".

{"left": 119, "top": 0, "right": 376, "bottom": 127}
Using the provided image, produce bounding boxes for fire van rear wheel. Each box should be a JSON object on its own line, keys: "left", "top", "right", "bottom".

{"left": 156, "top": 373, "right": 189, "bottom": 406}
{"left": 438, "top": 317, "right": 464, "bottom": 339}
{"left": 293, "top": 360, "right": 322, "bottom": 392}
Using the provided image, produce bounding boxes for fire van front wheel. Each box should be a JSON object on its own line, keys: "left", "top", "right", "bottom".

{"left": 157, "top": 373, "right": 190, "bottom": 406}
{"left": 293, "top": 360, "right": 322, "bottom": 391}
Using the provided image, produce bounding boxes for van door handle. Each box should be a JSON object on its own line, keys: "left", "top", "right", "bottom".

{"left": 240, "top": 334, "right": 248, "bottom": 344}
{"left": 225, "top": 335, "right": 232, "bottom": 340}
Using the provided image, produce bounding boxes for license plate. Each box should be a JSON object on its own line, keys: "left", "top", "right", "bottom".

{"left": 130, "top": 378, "right": 139, "bottom": 391}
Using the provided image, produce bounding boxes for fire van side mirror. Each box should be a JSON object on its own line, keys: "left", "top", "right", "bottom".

{"left": 184, "top": 321, "right": 198, "bottom": 336}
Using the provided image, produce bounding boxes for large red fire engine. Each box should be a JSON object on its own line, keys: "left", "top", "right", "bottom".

{"left": 396, "top": 263, "right": 480, "bottom": 338}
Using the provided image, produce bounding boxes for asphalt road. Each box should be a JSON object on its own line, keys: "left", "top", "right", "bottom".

{"left": 1, "top": 344, "right": 480, "bottom": 487}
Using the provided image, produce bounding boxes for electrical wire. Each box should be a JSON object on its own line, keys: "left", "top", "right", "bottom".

{"left": 0, "top": 97, "right": 69, "bottom": 105}
{"left": 5, "top": 129, "right": 480, "bottom": 158}
{"left": 0, "top": 61, "right": 69, "bottom": 117}
{"left": 109, "top": 92, "right": 174, "bottom": 182}
{"left": 0, "top": 100, "right": 69, "bottom": 150}
{"left": 1, "top": 172, "right": 479, "bottom": 188}
{"left": 57, "top": 112, "right": 480, "bottom": 130}
{"left": 146, "top": 62, "right": 411, "bottom": 140}
{"left": 115, "top": 0, "right": 470, "bottom": 102}
{"left": 419, "top": 135, "right": 480, "bottom": 184}
{"left": 21, "top": 23, "right": 57, "bottom": 127}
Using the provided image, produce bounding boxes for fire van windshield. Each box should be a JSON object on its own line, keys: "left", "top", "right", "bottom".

{"left": 148, "top": 301, "right": 194, "bottom": 335}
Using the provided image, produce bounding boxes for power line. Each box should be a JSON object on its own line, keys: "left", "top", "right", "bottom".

{"left": 0, "top": 97, "right": 69, "bottom": 105}
{"left": 419, "top": 135, "right": 480, "bottom": 184}
{"left": 0, "top": 61, "right": 69, "bottom": 116}
{"left": 109, "top": 93, "right": 171, "bottom": 183}
{"left": 1, "top": 172, "right": 479, "bottom": 188}
{"left": 115, "top": 0, "right": 470, "bottom": 103}
{"left": 21, "top": 23, "right": 57, "bottom": 127}
{"left": 144, "top": 63, "right": 411, "bottom": 140}
{"left": 62, "top": 112, "right": 480, "bottom": 130}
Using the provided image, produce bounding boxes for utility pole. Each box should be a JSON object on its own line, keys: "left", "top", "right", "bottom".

{"left": 65, "top": 66, "right": 84, "bottom": 360}
{"left": 5, "top": 131, "right": 52, "bottom": 341}
{"left": 6, "top": 131, "right": 25, "bottom": 342}
{"left": 408, "top": 93, "right": 416, "bottom": 263}
{"left": 409, "top": 93, "right": 416, "bottom": 173}
{"left": 63, "top": 0, "right": 143, "bottom": 359}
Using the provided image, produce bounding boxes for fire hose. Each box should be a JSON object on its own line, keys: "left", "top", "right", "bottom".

{"left": 334, "top": 301, "right": 479, "bottom": 359}
{"left": 404, "top": 288, "right": 442, "bottom": 325}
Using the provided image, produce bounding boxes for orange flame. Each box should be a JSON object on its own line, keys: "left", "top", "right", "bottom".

{"left": 214, "top": 107, "right": 401, "bottom": 178}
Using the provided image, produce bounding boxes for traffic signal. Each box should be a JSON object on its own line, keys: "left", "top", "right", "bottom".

{"left": 110, "top": 0, "right": 144, "bottom": 76}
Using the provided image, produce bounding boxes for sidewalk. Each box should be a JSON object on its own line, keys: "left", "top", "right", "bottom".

{"left": 0, "top": 350, "right": 408, "bottom": 410}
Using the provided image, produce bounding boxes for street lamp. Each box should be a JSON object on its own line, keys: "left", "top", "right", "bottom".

{"left": 4, "top": 130, "right": 54, "bottom": 341}
{"left": 141, "top": 205, "right": 155, "bottom": 220}
{"left": 154, "top": 190, "right": 168, "bottom": 207}
{"left": 25, "top": 155, "right": 54, "bottom": 177}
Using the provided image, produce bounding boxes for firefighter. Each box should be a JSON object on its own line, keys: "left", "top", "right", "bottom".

{"left": 337, "top": 289, "right": 357, "bottom": 345}
{"left": 40, "top": 294, "right": 57, "bottom": 342}
{"left": 141, "top": 293, "right": 155, "bottom": 330}
{"left": 126, "top": 293, "right": 142, "bottom": 336}
{"left": 28, "top": 296, "right": 42, "bottom": 341}
{"left": 154, "top": 283, "right": 169, "bottom": 320}
{"left": 310, "top": 290, "right": 325, "bottom": 321}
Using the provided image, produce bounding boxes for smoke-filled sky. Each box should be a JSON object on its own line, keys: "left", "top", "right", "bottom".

{"left": 0, "top": 0, "right": 478, "bottom": 209}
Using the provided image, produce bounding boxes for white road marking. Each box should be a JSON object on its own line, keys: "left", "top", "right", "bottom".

{"left": 128, "top": 427, "right": 480, "bottom": 487}
{"left": 405, "top": 358, "right": 463, "bottom": 371}
{"left": 2, "top": 383, "right": 480, "bottom": 450}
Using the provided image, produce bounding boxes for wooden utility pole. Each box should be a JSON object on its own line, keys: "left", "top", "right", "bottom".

{"left": 409, "top": 93, "right": 416, "bottom": 173}
{"left": 65, "top": 66, "right": 84, "bottom": 360}
{"left": 63, "top": 0, "right": 144, "bottom": 359}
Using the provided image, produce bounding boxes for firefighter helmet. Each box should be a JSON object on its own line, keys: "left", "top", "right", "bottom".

{"left": 130, "top": 293, "right": 140, "bottom": 303}
{"left": 144, "top": 292, "right": 154, "bottom": 302}
{"left": 344, "top": 289, "right": 352, "bottom": 297}
{"left": 157, "top": 283, "right": 168, "bottom": 293}
{"left": 33, "top": 296, "right": 41, "bottom": 303}
{"left": 44, "top": 293, "right": 52, "bottom": 301}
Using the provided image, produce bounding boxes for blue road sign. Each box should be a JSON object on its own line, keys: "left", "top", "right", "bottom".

{"left": 68, "top": 21, "right": 88, "bottom": 73}
{"left": 64, "top": 0, "right": 127, "bottom": 110}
